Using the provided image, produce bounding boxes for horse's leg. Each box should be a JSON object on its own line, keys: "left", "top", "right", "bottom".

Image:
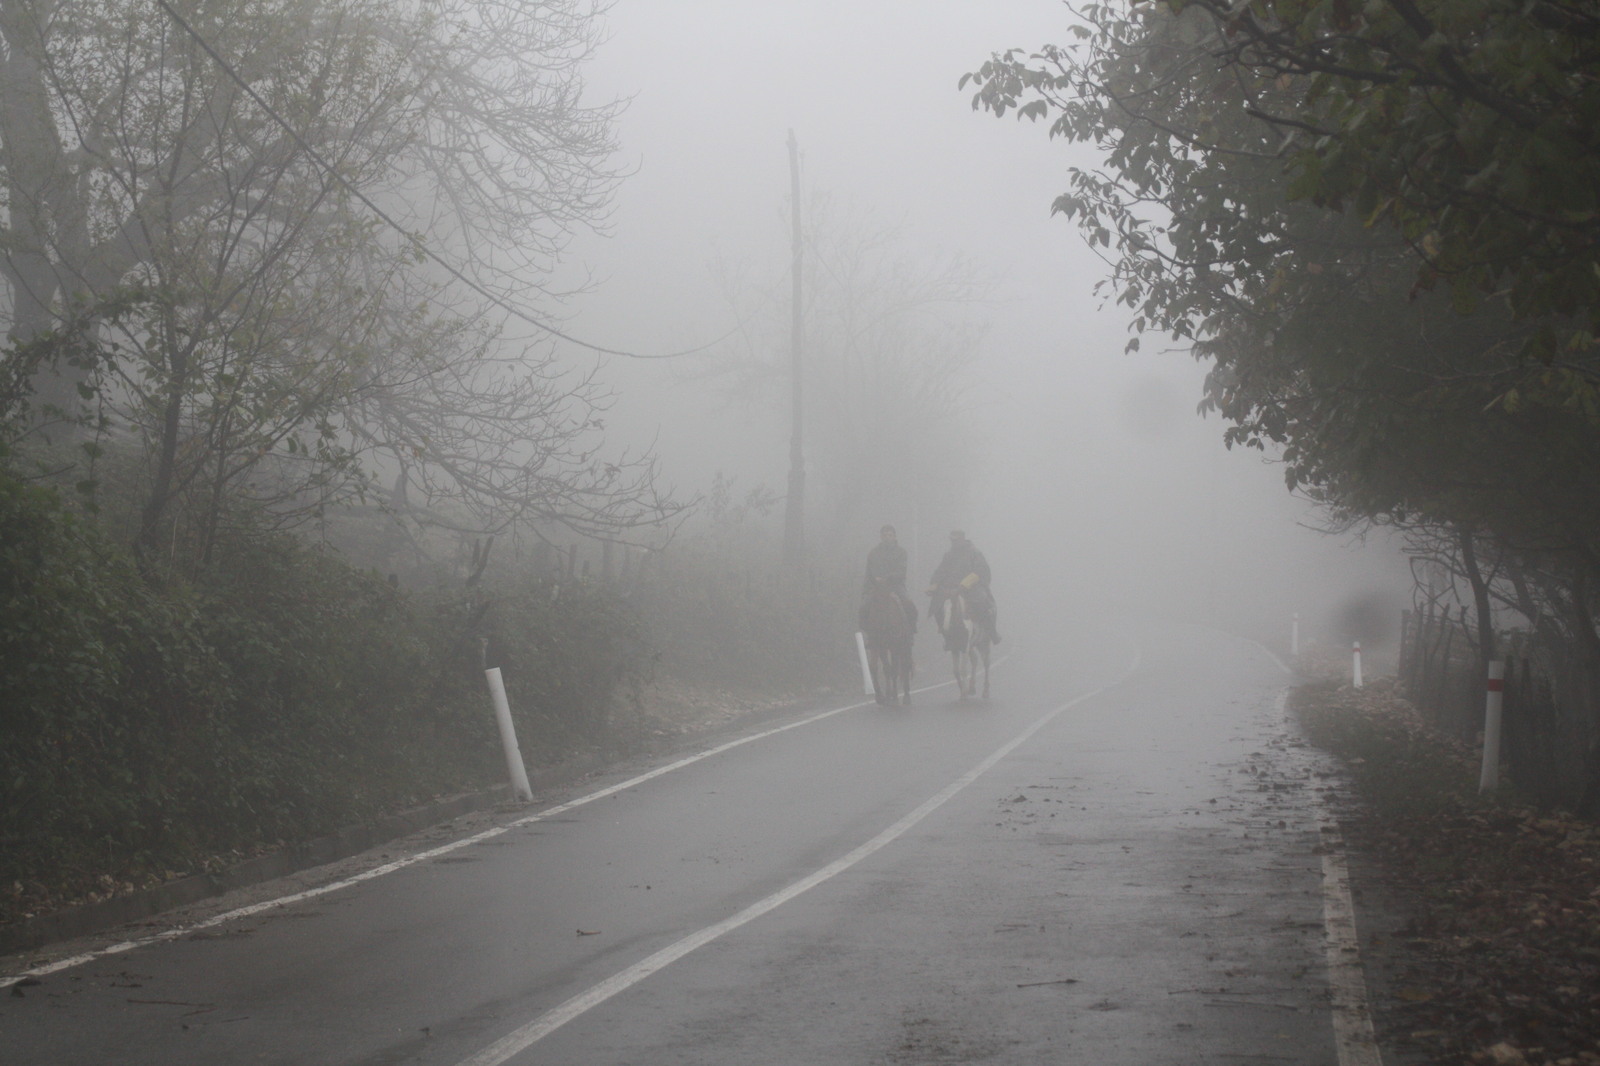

{"left": 981, "top": 645, "right": 991, "bottom": 699}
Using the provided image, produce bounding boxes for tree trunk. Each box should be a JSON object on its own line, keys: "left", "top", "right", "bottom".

{"left": 1458, "top": 526, "right": 1496, "bottom": 665}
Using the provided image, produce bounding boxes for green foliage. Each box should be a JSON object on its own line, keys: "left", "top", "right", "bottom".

{"left": 0, "top": 470, "right": 227, "bottom": 895}
{"left": 963, "top": 0, "right": 1600, "bottom": 641}
{"left": 0, "top": 470, "right": 653, "bottom": 924}
{"left": 486, "top": 576, "right": 653, "bottom": 757}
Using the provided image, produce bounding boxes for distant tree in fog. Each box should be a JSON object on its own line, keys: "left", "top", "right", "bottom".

{"left": 702, "top": 195, "right": 990, "bottom": 550}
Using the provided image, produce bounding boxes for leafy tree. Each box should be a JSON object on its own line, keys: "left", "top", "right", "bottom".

{"left": 965, "top": 0, "right": 1600, "bottom": 367}
{"left": 961, "top": 3, "right": 1600, "bottom": 728}
{"left": 961, "top": 0, "right": 1600, "bottom": 561}
{"left": 966, "top": 2, "right": 1600, "bottom": 806}
{"left": 1159, "top": 0, "right": 1600, "bottom": 366}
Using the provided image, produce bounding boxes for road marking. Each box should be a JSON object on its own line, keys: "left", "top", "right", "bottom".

{"left": 0, "top": 665, "right": 995, "bottom": 989}
{"left": 1178, "top": 621, "right": 1292, "bottom": 676}
{"left": 453, "top": 666, "right": 1136, "bottom": 1066}
{"left": 1278, "top": 691, "right": 1384, "bottom": 1066}
{"left": 1320, "top": 823, "right": 1384, "bottom": 1066}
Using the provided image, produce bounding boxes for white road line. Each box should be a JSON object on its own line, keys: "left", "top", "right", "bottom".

{"left": 1255, "top": 641, "right": 1293, "bottom": 676}
{"left": 453, "top": 669, "right": 1132, "bottom": 1066}
{"left": 1177, "top": 620, "right": 1293, "bottom": 677}
{"left": 1, "top": 666, "right": 990, "bottom": 989}
{"left": 1320, "top": 823, "right": 1384, "bottom": 1066}
{"left": 1278, "top": 691, "right": 1384, "bottom": 1066}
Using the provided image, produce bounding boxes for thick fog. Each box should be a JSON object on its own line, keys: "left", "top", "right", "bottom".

{"left": 551, "top": 0, "right": 1411, "bottom": 652}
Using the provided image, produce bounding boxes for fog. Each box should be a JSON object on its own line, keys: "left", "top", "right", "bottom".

{"left": 550, "top": 0, "right": 1411, "bottom": 652}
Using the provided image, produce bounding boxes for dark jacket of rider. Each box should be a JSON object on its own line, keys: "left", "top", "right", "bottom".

{"left": 930, "top": 538, "right": 990, "bottom": 590}
{"left": 862, "top": 527, "right": 917, "bottom": 634}
{"left": 929, "top": 533, "right": 1001, "bottom": 642}
{"left": 864, "top": 540, "right": 909, "bottom": 593}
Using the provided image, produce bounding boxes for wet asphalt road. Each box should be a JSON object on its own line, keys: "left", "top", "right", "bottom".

{"left": 1, "top": 620, "right": 1355, "bottom": 1065}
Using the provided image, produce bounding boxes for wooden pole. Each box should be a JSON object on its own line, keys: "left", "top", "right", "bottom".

{"left": 782, "top": 129, "right": 806, "bottom": 568}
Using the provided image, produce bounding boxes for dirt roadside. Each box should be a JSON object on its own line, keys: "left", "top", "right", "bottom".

{"left": 1291, "top": 663, "right": 1600, "bottom": 1066}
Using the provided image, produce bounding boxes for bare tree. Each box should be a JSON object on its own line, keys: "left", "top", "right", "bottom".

{"left": 702, "top": 195, "right": 990, "bottom": 548}
{"left": 0, "top": 0, "right": 679, "bottom": 567}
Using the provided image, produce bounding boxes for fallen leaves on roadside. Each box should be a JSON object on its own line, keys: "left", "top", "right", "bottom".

{"left": 1292, "top": 677, "right": 1600, "bottom": 1066}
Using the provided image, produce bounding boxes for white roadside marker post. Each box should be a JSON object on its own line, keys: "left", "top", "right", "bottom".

{"left": 855, "top": 632, "right": 875, "bottom": 696}
{"left": 1291, "top": 613, "right": 1300, "bottom": 658}
{"left": 1479, "top": 660, "right": 1506, "bottom": 793}
{"left": 484, "top": 666, "right": 534, "bottom": 802}
{"left": 1352, "top": 641, "right": 1363, "bottom": 689}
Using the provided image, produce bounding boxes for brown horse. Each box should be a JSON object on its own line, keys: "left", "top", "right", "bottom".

{"left": 861, "top": 578, "right": 914, "bottom": 705}
{"left": 931, "top": 586, "right": 992, "bottom": 699}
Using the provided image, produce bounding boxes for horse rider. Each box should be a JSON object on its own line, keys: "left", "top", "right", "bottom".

{"left": 862, "top": 524, "right": 918, "bottom": 634}
{"left": 927, "top": 529, "right": 1001, "bottom": 643}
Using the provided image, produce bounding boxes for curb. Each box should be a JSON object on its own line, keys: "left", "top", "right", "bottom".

{"left": 0, "top": 750, "right": 613, "bottom": 959}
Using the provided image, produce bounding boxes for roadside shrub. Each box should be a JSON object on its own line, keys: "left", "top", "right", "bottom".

{"left": 187, "top": 533, "right": 498, "bottom": 843}
{"left": 0, "top": 472, "right": 230, "bottom": 897}
{"left": 0, "top": 480, "right": 651, "bottom": 925}
{"left": 485, "top": 574, "right": 653, "bottom": 758}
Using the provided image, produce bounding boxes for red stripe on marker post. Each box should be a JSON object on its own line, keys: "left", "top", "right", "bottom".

{"left": 1486, "top": 678, "right": 1505, "bottom": 692}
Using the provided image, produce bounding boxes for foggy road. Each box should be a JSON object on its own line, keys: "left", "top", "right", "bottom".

{"left": 1, "top": 622, "right": 1372, "bottom": 1066}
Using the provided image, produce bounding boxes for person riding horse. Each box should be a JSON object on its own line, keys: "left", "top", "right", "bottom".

{"left": 927, "top": 530, "right": 1001, "bottom": 643}
{"left": 861, "top": 525, "right": 918, "bottom": 635}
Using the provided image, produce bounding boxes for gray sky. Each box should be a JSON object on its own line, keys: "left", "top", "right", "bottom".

{"left": 552, "top": 0, "right": 1411, "bottom": 648}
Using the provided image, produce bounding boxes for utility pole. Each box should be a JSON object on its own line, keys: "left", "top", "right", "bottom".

{"left": 782, "top": 128, "right": 806, "bottom": 569}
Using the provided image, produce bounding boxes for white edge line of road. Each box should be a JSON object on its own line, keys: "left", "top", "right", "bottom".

{"left": 0, "top": 654, "right": 1008, "bottom": 989}
{"left": 452, "top": 650, "right": 1141, "bottom": 1066}
{"left": 1276, "top": 690, "right": 1385, "bottom": 1066}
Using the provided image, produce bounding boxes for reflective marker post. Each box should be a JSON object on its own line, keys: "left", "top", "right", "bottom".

{"left": 1352, "top": 641, "right": 1363, "bottom": 689}
{"left": 484, "top": 667, "right": 534, "bottom": 802}
{"left": 1479, "top": 660, "right": 1506, "bottom": 793}
{"left": 1291, "top": 613, "right": 1300, "bottom": 658}
{"left": 855, "top": 632, "right": 874, "bottom": 696}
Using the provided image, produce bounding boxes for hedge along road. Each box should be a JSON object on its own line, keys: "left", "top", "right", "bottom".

{"left": 0, "top": 620, "right": 1379, "bottom": 1066}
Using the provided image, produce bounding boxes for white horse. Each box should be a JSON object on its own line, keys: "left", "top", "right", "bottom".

{"left": 932, "top": 587, "right": 992, "bottom": 699}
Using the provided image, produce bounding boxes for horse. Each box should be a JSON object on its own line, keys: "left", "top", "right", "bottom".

{"left": 860, "top": 578, "right": 914, "bottom": 705}
{"left": 931, "top": 586, "right": 992, "bottom": 699}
